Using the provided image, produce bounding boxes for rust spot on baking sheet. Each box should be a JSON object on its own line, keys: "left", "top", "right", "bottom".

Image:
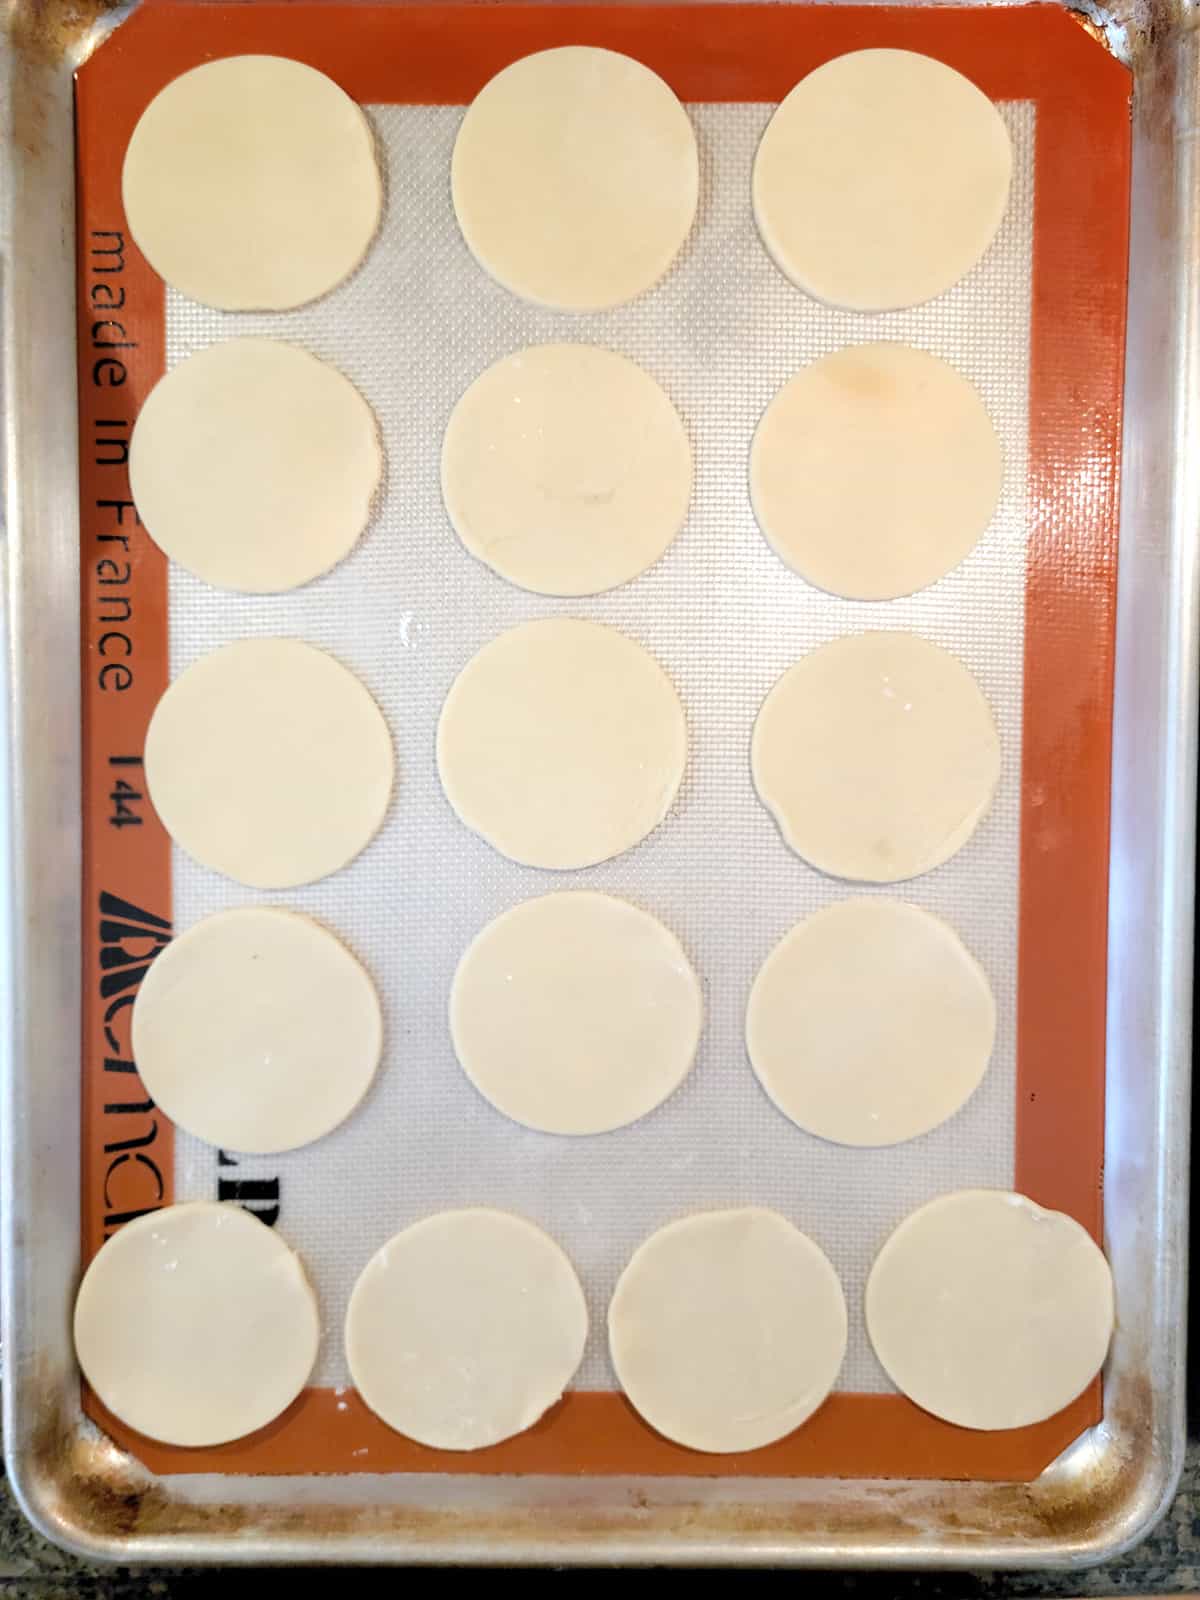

{"left": 35, "top": 1387, "right": 1157, "bottom": 1556}
{"left": 6, "top": 0, "right": 124, "bottom": 166}
{"left": 1129, "top": 6, "right": 1179, "bottom": 209}
{"left": 31, "top": 1365, "right": 1154, "bottom": 1555}
{"left": 9, "top": 0, "right": 124, "bottom": 68}
{"left": 1027, "top": 1374, "right": 1155, "bottom": 1543}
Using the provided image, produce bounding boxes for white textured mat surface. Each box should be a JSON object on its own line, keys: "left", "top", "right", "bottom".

{"left": 168, "top": 99, "right": 1034, "bottom": 1391}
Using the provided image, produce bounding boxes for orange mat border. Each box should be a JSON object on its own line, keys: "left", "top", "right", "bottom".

{"left": 76, "top": 1, "right": 1131, "bottom": 1481}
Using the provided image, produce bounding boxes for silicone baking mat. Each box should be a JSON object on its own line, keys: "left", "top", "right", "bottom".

{"left": 76, "top": 1, "right": 1131, "bottom": 1481}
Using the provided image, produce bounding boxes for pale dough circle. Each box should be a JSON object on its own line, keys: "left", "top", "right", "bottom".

{"left": 130, "top": 339, "right": 381, "bottom": 594}
{"left": 437, "top": 618, "right": 686, "bottom": 870}
{"left": 145, "top": 638, "right": 393, "bottom": 889}
{"left": 609, "top": 1208, "right": 847, "bottom": 1453}
{"left": 451, "top": 892, "right": 702, "bottom": 1136}
{"left": 122, "top": 55, "right": 381, "bottom": 310}
{"left": 132, "top": 908, "right": 383, "bottom": 1155}
{"left": 753, "top": 49, "right": 1012, "bottom": 311}
{"left": 441, "top": 343, "right": 692, "bottom": 597}
{"left": 74, "top": 1201, "right": 319, "bottom": 1447}
{"left": 746, "top": 899, "right": 995, "bottom": 1147}
{"left": 752, "top": 631, "right": 1000, "bottom": 883}
{"left": 451, "top": 46, "right": 698, "bottom": 311}
{"left": 345, "top": 1209, "right": 588, "bottom": 1450}
{"left": 750, "top": 344, "right": 1001, "bottom": 600}
{"left": 866, "top": 1190, "right": 1114, "bottom": 1430}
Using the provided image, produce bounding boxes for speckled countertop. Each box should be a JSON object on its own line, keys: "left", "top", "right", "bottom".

{"left": 0, "top": 1431, "right": 1196, "bottom": 1593}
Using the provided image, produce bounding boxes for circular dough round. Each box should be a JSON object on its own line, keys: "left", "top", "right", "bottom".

{"left": 750, "top": 344, "right": 1001, "bottom": 600}
{"left": 437, "top": 618, "right": 686, "bottom": 870}
{"left": 451, "top": 892, "right": 702, "bottom": 1135}
{"left": 74, "top": 1201, "right": 319, "bottom": 1446}
{"left": 866, "top": 1190, "right": 1114, "bottom": 1430}
{"left": 746, "top": 899, "right": 995, "bottom": 1146}
{"left": 130, "top": 339, "right": 381, "bottom": 594}
{"left": 752, "top": 631, "right": 1000, "bottom": 883}
{"left": 609, "top": 1209, "right": 847, "bottom": 1453}
{"left": 132, "top": 908, "right": 383, "bottom": 1155}
{"left": 345, "top": 1209, "right": 588, "bottom": 1450}
{"left": 123, "top": 55, "right": 381, "bottom": 311}
{"left": 441, "top": 343, "right": 692, "bottom": 597}
{"left": 451, "top": 46, "right": 698, "bottom": 311}
{"left": 146, "top": 638, "right": 393, "bottom": 889}
{"left": 753, "top": 49, "right": 1012, "bottom": 311}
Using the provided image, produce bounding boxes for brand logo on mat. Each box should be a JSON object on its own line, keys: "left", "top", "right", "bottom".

{"left": 96, "top": 890, "right": 171, "bottom": 1237}
{"left": 216, "top": 1153, "right": 280, "bottom": 1230}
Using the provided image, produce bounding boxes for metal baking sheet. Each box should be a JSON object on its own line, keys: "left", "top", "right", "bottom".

{"left": 1, "top": 0, "right": 1192, "bottom": 1567}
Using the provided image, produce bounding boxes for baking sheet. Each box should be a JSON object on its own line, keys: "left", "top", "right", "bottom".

{"left": 72, "top": 0, "right": 1130, "bottom": 1487}
{"left": 167, "top": 97, "right": 1035, "bottom": 1398}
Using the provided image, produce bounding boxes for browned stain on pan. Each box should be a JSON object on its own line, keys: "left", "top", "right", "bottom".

{"left": 10, "top": 0, "right": 124, "bottom": 68}
{"left": 34, "top": 1373, "right": 1153, "bottom": 1554}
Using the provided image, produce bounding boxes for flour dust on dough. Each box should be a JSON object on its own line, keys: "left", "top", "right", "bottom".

{"left": 130, "top": 339, "right": 381, "bottom": 594}
{"left": 866, "top": 1189, "right": 1114, "bottom": 1430}
{"left": 753, "top": 49, "right": 1012, "bottom": 312}
{"left": 344, "top": 1209, "right": 588, "bottom": 1450}
{"left": 74, "top": 1202, "right": 319, "bottom": 1447}
{"left": 750, "top": 343, "right": 1001, "bottom": 600}
{"left": 442, "top": 342, "right": 691, "bottom": 597}
{"left": 123, "top": 54, "right": 381, "bottom": 311}
{"left": 451, "top": 891, "right": 702, "bottom": 1135}
{"left": 608, "top": 1208, "right": 847, "bottom": 1453}
{"left": 437, "top": 617, "right": 686, "bottom": 870}
{"left": 145, "top": 638, "right": 393, "bottom": 889}
{"left": 747, "top": 898, "right": 996, "bottom": 1147}
{"left": 751, "top": 630, "right": 1001, "bottom": 883}
{"left": 451, "top": 46, "right": 698, "bottom": 311}
{"left": 133, "top": 907, "right": 383, "bottom": 1155}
